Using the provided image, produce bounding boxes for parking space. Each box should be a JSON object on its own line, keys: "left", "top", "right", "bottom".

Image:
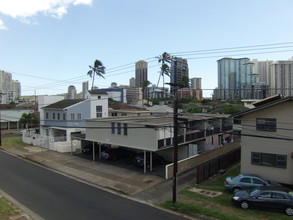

{"left": 75, "top": 147, "right": 169, "bottom": 178}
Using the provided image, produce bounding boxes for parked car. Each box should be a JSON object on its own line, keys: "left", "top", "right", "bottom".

{"left": 232, "top": 188, "right": 293, "bottom": 216}
{"left": 133, "top": 152, "right": 164, "bottom": 168}
{"left": 225, "top": 173, "right": 281, "bottom": 193}
{"left": 101, "top": 148, "right": 133, "bottom": 160}
{"left": 82, "top": 144, "right": 109, "bottom": 154}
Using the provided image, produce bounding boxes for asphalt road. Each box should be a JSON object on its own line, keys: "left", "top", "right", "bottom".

{"left": 0, "top": 151, "right": 190, "bottom": 220}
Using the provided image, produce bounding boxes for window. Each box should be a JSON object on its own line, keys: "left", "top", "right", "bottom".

{"left": 240, "top": 177, "right": 251, "bottom": 183}
{"left": 258, "top": 192, "right": 271, "bottom": 199}
{"left": 117, "top": 123, "right": 121, "bottom": 135}
{"left": 112, "top": 113, "right": 117, "bottom": 117}
{"left": 123, "top": 123, "right": 128, "bottom": 135}
{"left": 251, "top": 152, "right": 287, "bottom": 168}
{"left": 57, "top": 113, "right": 60, "bottom": 120}
{"left": 46, "top": 112, "right": 49, "bottom": 119}
{"left": 77, "top": 113, "right": 82, "bottom": 120}
{"left": 98, "top": 96, "right": 101, "bottom": 99}
{"left": 256, "top": 118, "right": 276, "bottom": 132}
{"left": 53, "top": 113, "right": 56, "bottom": 120}
{"left": 272, "top": 192, "right": 287, "bottom": 200}
{"left": 63, "top": 113, "right": 66, "bottom": 120}
{"left": 71, "top": 113, "right": 75, "bottom": 120}
{"left": 252, "top": 178, "right": 265, "bottom": 185}
{"left": 111, "top": 122, "right": 115, "bottom": 134}
{"left": 96, "top": 106, "right": 102, "bottom": 118}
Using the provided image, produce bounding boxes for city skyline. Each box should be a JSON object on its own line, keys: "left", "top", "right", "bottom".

{"left": 1, "top": 0, "right": 293, "bottom": 97}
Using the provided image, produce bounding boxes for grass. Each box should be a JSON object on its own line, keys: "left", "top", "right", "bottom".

{"left": 1, "top": 136, "right": 31, "bottom": 149}
{"left": 0, "top": 197, "right": 20, "bottom": 220}
{"left": 159, "top": 163, "right": 292, "bottom": 220}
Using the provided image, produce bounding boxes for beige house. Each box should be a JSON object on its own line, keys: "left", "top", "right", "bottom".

{"left": 85, "top": 113, "right": 233, "bottom": 175}
{"left": 234, "top": 96, "right": 293, "bottom": 185}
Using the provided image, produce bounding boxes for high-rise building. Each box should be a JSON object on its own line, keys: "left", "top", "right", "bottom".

{"left": 190, "top": 77, "right": 202, "bottom": 89}
{"left": 0, "top": 70, "right": 21, "bottom": 103}
{"left": 135, "top": 60, "right": 148, "bottom": 88}
{"left": 271, "top": 60, "right": 293, "bottom": 97}
{"left": 252, "top": 59, "right": 274, "bottom": 96}
{"left": 135, "top": 60, "right": 148, "bottom": 99}
{"left": 217, "top": 57, "right": 257, "bottom": 100}
{"left": 12, "top": 80, "right": 21, "bottom": 100}
{"left": 170, "top": 57, "right": 189, "bottom": 92}
{"left": 67, "top": 85, "right": 77, "bottom": 99}
{"left": 129, "top": 77, "right": 135, "bottom": 87}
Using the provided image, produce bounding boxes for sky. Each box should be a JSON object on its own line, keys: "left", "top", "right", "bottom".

{"left": 1, "top": 0, "right": 293, "bottom": 97}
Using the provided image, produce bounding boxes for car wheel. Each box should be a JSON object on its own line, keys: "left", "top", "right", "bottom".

{"left": 233, "top": 187, "right": 240, "bottom": 193}
{"left": 240, "top": 201, "right": 249, "bottom": 210}
{"left": 285, "top": 207, "right": 293, "bottom": 216}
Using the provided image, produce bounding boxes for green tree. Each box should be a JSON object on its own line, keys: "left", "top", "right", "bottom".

{"left": 179, "top": 75, "right": 190, "bottom": 88}
{"left": 19, "top": 112, "right": 39, "bottom": 129}
{"left": 222, "top": 105, "right": 242, "bottom": 114}
{"left": 87, "top": 59, "right": 106, "bottom": 90}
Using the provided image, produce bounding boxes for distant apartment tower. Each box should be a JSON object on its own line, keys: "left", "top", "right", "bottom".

{"left": 129, "top": 77, "right": 135, "bottom": 87}
{"left": 170, "top": 57, "right": 189, "bottom": 92}
{"left": 12, "top": 80, "right": 21, "bottom": 100}
{"left": 217, "top": 57, "right": 261, "bottom": 100}
{"left": 252, "top": 59, "right": 274, "bottom": 96}
{"left": 135, "top": 60, "right": 148, "bottom": 87}
{"left": 111, "top": 82, "right": 118, "bottom": 88}
{"left": 271, "top": 59, "right": 293, "bottom": 97}
{"left": 81, "top": 81, "right": 89, "bottom": 99}
{"left": 0, "top": 70, "right": 21, "bottom": 103}
{"left": 67, "top": 85, "right": 77, "bottom": 99}
{"left": 190, "top": 77, "right": 201, "bottom": 89}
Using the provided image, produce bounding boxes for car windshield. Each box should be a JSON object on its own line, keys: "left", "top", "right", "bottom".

{"left": 250, "top": 189, "right": 261, "bottom": 196}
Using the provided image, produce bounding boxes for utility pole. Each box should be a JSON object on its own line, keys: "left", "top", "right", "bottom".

{"left": 172, "top": 61, "right": 178, "bottom": 204}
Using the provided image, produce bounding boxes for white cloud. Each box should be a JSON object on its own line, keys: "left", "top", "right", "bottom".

{"left": 0, "top": 0, "right": 93, "bottom": 21}
{"left": 0, "top": 19, "right": 8, "bottom": 30}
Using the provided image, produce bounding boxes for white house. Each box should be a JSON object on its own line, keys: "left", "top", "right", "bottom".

{"left": 26, "top": 91, "right": 108, "bottom": 152}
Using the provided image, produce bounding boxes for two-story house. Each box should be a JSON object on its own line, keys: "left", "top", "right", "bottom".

{"left": 85, "top": 113, "right": 233, "bottom": 175}
{"left": 233, "top": 96, "right": 293, "bottom": 185}
{"left": 39, "top": 91, "right": 108, "bottom": 152}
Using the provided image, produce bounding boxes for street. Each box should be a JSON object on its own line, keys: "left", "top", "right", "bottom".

{"left": 0, "top": 150, "right": 190, "bottom": 220}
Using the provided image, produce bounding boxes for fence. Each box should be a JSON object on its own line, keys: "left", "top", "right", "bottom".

{"left": 196, "top": 147, "right": 240, "bottom": 184}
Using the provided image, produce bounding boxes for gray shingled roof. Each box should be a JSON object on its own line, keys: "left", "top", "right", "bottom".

{"left": 43, "top": 99, "right": 85, "bottom": 109}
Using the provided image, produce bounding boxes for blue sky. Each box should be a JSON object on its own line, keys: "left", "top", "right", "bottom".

{"left": 1, "top": 0, "right": 293, "bottom": 97}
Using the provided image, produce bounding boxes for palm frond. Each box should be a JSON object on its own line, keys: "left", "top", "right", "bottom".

{"left": 87, "top": 70, "right": 93, "bottom": 77}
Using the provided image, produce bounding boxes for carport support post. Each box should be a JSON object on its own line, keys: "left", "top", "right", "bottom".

{"left": 98, "top": 143, "right": 101, "bottom": 160}
{"left": 70, "top": 135, "right": 73, "bottom": 155}
{"left": 92, "top": 141, "right": 95, "bottom": 161}
{"left": 143, "top": 150, "right": 146, "bottom": 174}
{"left": 150, "top": 151, "right": 153, "bottom": 172}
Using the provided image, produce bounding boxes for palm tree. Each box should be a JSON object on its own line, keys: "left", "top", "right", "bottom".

{"left": 87, "top": 59, "right": 106, "bottom": 90}
{"left": 157, "top": 63, "right": 170, "bottom": 89}
{"left": 157, "top": 52, "right": 171, "bottom": 64}
{"left": 157, "top": 52, "right": 172, "bottom": 97}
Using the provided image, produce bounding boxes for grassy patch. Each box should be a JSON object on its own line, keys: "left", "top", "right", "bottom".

{"left": 1, "top": 136, "right": 30, "bottom": 149}
{"left": 0, "top": 197, "right": 20, "bottom": 220}
{"left": 159, "top": 164, "right": 292, "bottom": 220}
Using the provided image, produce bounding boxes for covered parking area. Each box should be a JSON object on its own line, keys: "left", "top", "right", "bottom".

{"left": 71, "top": 137, "right": 170, "bottom": 176}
